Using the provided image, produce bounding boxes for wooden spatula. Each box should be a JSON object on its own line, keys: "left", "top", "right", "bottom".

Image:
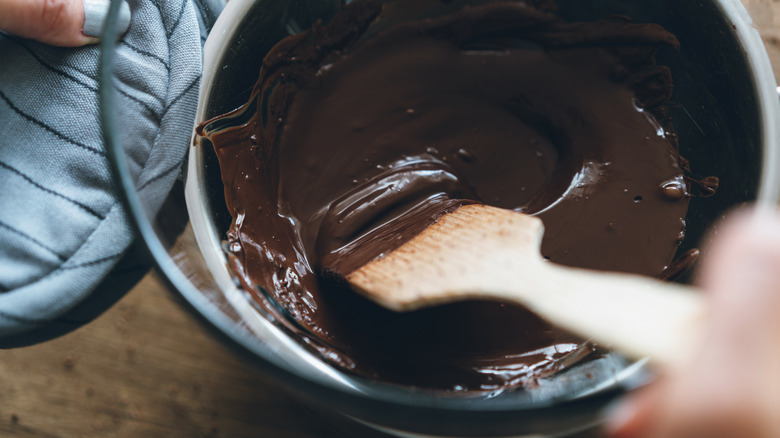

{"left": 345, "top": 204, "right": 705, "bottom": 367}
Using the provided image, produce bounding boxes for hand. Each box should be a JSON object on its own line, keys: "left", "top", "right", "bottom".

{"left": 606, "top": 208, "right": 780, "bottom": 438}
{"left": 0, "top": 0, "right": 130, "bottom": 47}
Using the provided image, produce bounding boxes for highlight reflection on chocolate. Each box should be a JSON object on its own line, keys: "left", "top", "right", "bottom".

{"left": 198, "top": 0, "right": 717, "bottom": 392}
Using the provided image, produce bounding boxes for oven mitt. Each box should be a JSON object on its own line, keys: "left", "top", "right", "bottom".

{"left": 0, "top": 0, "right": 225, "bottom": 347}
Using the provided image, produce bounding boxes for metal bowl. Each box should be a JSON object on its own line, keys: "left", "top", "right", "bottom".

{"left": 104, "top": 0, "right": 780, "bottom": 436}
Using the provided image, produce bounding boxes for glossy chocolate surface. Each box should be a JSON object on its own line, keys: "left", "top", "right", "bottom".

{"left": 198, "top": 0, "right": 712, "bottom": 392}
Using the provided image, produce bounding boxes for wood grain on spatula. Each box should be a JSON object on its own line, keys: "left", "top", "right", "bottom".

{"left": 345, "top": 204, "right": 705, "bottom": 367}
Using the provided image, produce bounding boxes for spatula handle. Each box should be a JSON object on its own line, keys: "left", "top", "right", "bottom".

{"left": 489, "top": 262, "right": 705, "bottom": 367}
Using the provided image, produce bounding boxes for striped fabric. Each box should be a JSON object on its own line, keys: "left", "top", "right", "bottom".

{"left": 0, "top": 0, "right": 224, "bottom": 346}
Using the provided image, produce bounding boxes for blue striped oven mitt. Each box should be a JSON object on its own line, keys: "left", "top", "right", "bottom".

{"left": 0, "top": 0, "right": 224, "bottom": 346}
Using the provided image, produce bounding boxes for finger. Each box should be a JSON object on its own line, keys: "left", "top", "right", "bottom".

{"left": 0, "top": 0, "right": 130, "bottom": 47}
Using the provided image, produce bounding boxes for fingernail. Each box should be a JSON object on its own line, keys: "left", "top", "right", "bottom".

{"left": 83, "top": 0, "right": 131, "bottom": 39}
{"left": 749, "top": 207, "right": 780, "bottom": 238}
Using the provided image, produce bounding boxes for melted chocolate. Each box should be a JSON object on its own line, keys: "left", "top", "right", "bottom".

{"left": 198, "top": 0, "right": 713, "bottom": 392}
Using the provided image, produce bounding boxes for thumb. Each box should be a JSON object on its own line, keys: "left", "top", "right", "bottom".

{"left": 0, "top": 0, "right": 130, "bottom": 47}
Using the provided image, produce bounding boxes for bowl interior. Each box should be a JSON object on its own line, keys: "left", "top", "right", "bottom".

{"left": 201, "top": 0, "right": 763, "bottom": 256}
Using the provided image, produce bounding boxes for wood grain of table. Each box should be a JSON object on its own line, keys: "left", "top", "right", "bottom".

{"left": 2, "top": 2, "right": 779, "bottom": 437}
{"left": 0, "top": 271, "right": 350, "bottom": 438}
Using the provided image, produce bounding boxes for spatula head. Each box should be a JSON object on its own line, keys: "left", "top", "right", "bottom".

{"left": 345, "top": 204, "right": 546, "bottom": 311}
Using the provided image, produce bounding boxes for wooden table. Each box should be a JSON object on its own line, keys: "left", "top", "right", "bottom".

{"left": 2, "top": 3, "right": 779, "bottom": 437}
{"left": 0, "top": 269, "right": 354, "bottom": 438}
